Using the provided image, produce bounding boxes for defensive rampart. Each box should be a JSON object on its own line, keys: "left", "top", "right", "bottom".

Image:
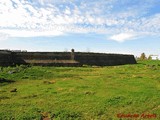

{"left": 0, "top": 50, "right": 136, "bottom": 67}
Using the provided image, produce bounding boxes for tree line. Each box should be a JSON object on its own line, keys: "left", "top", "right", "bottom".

{"left": 137, "top": 53, "right": 154, "bottom": 60}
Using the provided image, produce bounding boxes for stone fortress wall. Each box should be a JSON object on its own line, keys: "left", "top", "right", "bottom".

{"left": 0, "top": 49, "right": 136, "bottom": 67}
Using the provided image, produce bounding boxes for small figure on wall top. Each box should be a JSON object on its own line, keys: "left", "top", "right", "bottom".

{"left": 71, "top": 49, "right": 75, "bottom": 60}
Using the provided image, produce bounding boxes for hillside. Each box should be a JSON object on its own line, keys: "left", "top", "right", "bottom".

{"left": 0, "top": 60, "right": 160, "bottom": 119}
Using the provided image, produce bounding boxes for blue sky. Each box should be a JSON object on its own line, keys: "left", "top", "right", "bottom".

{"left": 0, "top": 0, "right": 160, "bottom": 57}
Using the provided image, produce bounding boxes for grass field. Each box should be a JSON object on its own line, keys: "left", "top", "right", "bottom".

{"left": 0, "top": 60, "right": 160, "bottom": 120}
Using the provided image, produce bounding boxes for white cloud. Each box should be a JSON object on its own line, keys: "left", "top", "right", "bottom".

{"left": 0, "top": 33, "right": 9, "bottom": 41}
{"left": 109, "top": 33, "right": 136, "bottom": 42}
{"left": 0, "top": 29, "right": 63, "bottom": 37}
{"left": 0, "top": 0, "right": 160, "bottom": 42}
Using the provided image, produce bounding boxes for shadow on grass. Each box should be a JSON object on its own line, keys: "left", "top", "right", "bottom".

{"left": 0, "top": 78, "right": 15, "bottom": 83}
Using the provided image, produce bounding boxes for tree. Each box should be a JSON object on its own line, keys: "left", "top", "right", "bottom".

{"left": 140, "top": 53, "right": 147, "bottom": 60}
{"left": 148, "top": 55, "right": 152, "bottom": 60}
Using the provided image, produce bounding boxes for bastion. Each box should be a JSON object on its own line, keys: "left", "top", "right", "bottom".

{"left": 0, "top": 49, "right": 136, "bottom": 67}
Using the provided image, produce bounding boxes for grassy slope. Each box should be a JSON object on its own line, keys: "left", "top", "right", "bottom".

{"left": 0, "top": 60, "right": 160, "bottom": 120}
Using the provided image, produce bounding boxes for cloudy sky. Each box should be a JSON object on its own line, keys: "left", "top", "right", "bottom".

{"left": 0, "top": 0, "right": 160, "bottom": 57}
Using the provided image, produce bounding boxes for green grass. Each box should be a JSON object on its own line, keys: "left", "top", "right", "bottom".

{"left": 0, "top": 60, "right": 160, "bottom": 120}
